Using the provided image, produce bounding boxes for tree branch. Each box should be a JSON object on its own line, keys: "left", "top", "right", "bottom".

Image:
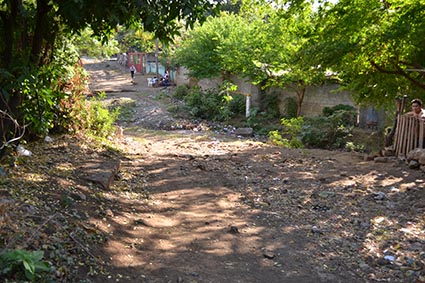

{"left": 0, "top": 110, "right": 26, "bottom": 150}
{"left": 370, "top": 60, "right": 425, "bottom": 89}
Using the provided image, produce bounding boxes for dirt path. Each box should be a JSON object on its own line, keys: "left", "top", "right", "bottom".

{"left": 83, "top": 59, "right": 425, "bottom": 283}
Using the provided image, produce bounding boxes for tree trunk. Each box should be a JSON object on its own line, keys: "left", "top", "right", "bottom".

{"left": 296, "top": 86, "right": 306, "bottom": 117}
{"left": 30, "top": 0, "right": 51, "bottom": 65}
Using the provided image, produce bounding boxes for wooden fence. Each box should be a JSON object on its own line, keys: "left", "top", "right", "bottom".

{"left": 394, "top": 115, "right": 425, "bottom": 156}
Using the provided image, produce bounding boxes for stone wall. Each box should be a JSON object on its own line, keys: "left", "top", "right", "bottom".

{"left": 174, "top": 68, "right": 385, "bottom": 126}
{"left": 175, "top": 67, "right": 262, "bottom": 105}
{"left": 272, "top": 84, "right": 356, "bottom": 117}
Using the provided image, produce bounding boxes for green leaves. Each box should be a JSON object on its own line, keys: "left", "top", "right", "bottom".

{"left": 0, "top": 249, "right": 51, "bottom": 281}
{"left": 312, "top": 0, "right": 425, "bottom": 105}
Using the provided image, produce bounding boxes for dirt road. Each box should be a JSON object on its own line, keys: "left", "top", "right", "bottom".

{"left": 83, "top": 59, "right": 425, "bottom": 283}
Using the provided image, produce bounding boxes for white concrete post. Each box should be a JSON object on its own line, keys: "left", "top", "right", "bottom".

{"left": 246, "top": 93, "right": 251, "bottom": 118}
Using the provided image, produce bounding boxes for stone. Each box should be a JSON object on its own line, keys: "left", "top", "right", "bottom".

{"left": 263, "top": 250, "right": 276, "bottom": 259}
{"left": 71, "top": 191, "right": 87, "bottom": 201}
{"left": 374, "top": 157, "right": 388, "bottom": 163}
{"left": 234, "top": 127, "right": 253, "bottom": 137}
{"left": 373, "top": 192, "right": 387, "bottom": 200}
{"left": 311, "top": 225, "right": 322, "bottom": 234}
{"left": 408, "top": 160, "right": 420, "bottom": 169}
{"left": 76, "top": 159, "right": 121, "bottom": 190}
{"left": 228, "top": 226, "right": 240, "bottom": 234}
{"left": 406, "top": 148, "right": 425, "bottom": 163}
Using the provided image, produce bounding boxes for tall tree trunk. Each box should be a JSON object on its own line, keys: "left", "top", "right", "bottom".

{"left": 296, "top": 86, "right": 306, "bottom": 117}
{"left": 30, "top": 0, "right": 51, "bottom": 65}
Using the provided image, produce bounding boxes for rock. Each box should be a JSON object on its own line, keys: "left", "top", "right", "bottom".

{"left": 311, "top": 225, "right": 322, "bottom": 234}
{"left": 71, "top": 191, "right": 87, "bottom": 201}
{"left": 44, "top": 136, "right": 54, "bottom": 142}
{"left": 76, "top": 159, "right": 121, "bottom": 190}
{"left": 263, "top": 250, "right": 275, "bottom": 259}
{"left": 318, "top": 191, "right": 335, "bottom": 198}
{"left": 374, "top": 157, "right": 388, "bottom": 163}
{"left": 234, "top": 127, "right": 253, "bottom": 137}
{"left": 406, "top": 148, "right": 425, "bottom": 163}
{"left": 373, "top": 192, "right": 387, "bottom": 200}
{"left": 408, "top": 160, "right": 420, "bottom": 169}
{"left": 105, "top": 209, "right": 114, "bottom": 217}
{"left": 228, "top": 226, "right": 240, "bottom": 234}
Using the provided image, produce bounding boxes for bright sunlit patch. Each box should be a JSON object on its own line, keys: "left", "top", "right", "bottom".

{"left": 21, "top": 172, "right": 47, "bottom": 182}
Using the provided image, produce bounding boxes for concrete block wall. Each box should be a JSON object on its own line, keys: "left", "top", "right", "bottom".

{"left": 174, "top": 68, "right": 378, "bottom": 124}
{"left": 272, "top": 84, "right": 355, "bottom": 117}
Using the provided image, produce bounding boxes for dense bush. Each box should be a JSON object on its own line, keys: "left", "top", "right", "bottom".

{"left": 173, "top": 84, "right": 190, "bottom": 99}
{"left": 269, "top": 108, "right": 355, "bottom": 149}
{"left": 301, "top": 111, "right": 354, "bottom": 149}
{"left": 181, "top": 86, "right": 245, "bottom": 121}
{"left": 322, "top": 104, "right": 357, "bottom": 126}
{"left": 83, "top": 94, "right": 120, "bottom": 138}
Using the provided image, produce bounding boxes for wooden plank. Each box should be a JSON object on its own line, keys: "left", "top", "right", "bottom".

{"left": 406, "top": 117, "right": 413, "bottom": 154}
{"left": 394, "top": 115, "right": 401, "bottom": 155}
{"left": 420, "top": 120, "right": 425, "bottom": 148}
{"left": 395, "top": 115, "right": 403, "bottom": 156}
{"left": 399, "top": 116, "right": 407, "bottom": 156}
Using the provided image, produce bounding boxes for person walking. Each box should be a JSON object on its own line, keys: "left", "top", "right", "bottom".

{"left": 129, "top": 65, "right": 136, "bottom": 82}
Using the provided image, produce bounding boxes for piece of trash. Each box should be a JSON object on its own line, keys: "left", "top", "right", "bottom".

{"left": 16, "top": 145, "right": 32, "bottom": 157}
{"left": 384, "top": 255, "right": 395, "bottom": 262}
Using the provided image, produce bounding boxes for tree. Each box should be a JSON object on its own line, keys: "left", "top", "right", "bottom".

{"left": 309, "top": 0, "right": 425, "bottom": 106}
{"left": 174, "top": 1, "right": 327, "bottom": 116}
{"left": 73, "top": 28, "right": 120, "bottom": 58}
{"left": 0, "top": 0, "right": 217, "bottom": 146}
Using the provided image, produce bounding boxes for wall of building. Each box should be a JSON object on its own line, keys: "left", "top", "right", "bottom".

{"left": 273, "top": 84, "right": 356, "bottom": 117}
{"left": 174, "top": 67, "right": 386, "bottom": 128}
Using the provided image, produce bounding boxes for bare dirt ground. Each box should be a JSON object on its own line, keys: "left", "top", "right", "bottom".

{"left": 1, "top": 59, "right": 423, "bottom": 283}
{"left": 80, "top": 59, "right": 425, "bottom": 283}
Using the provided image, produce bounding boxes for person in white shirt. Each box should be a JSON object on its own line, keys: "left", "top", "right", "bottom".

{"left": 129, "top": 65, "right": 136, "bottom": 82}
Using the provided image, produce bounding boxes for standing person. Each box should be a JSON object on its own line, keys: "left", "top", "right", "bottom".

{"left": 163, "top": 70, "right": 169, "bottom": 86}
{"left": 129, "top": 65, "right": 136, "bottom": 82}
{"left": 406, "top": 98, "right": 425, "bottom": 119}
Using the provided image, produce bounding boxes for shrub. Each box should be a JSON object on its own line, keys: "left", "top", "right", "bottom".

{"left": 0, "top": 249, "right": 52, "bottom": 281}
{"left": 173, "top": 85, "right": 190, "bottom": 99}
{"left": 182, "top": 85, "right": 244, "bottom": 121}
{"left": 301, "top": 113, "right": 353, "bottom": 149}
{"left": 83, "top": 93, "right": 120, "bottom": 138}
{"left": 268, "top": 117, "right": 304, "bottom": 148}
{"left": 322, "top": 104, "right": 357, "bottom": 126}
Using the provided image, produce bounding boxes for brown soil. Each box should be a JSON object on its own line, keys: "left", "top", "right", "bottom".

{"left": 1, "top": 59, "right": 424, "bottom": 283}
